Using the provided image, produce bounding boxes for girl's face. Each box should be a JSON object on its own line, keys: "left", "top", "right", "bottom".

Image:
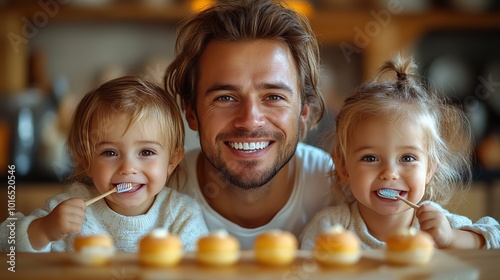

{"left": 338, "top": 117, "right": 434, "bottom": 216}
{"left": 86, "top": 113, "right": 183, "bottom": 216}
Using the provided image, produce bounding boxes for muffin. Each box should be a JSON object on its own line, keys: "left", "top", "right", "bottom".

{"left": 197, "top": 229, "right": 240, "bottom": 266}
{"left": 254, "top": 230, "right": 297, "bottom": 265}
{"left": 139, "top": 228, "right": 183, "bottom": 267}
{"left": 386, "top": 227, "right": 435, "bottom": 265}
{"left": 72, "top": 234, "right": 115, "bottom": 266}
{"left": 313, "top": 224, "right": 361, "bottom": 266}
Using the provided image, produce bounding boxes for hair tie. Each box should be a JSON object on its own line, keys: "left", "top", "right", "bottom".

{"left": 397, "top": 72, "right": 408, "bottom": 81}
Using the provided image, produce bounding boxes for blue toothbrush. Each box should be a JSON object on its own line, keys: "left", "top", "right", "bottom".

{"left": 377, "top": 189, "right": 419, "bottom": 209}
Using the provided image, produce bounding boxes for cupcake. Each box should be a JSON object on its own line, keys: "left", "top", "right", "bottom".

{"left": 313, "top": 224, "right": 361, "bottom": 266}
{"left": 386, "top": 227, "right": 434, "bottom": 265}
{"left": 139, "top": 228, "right": 183, "bottom": 267}
{"left": 197, "top": 229, "right": 240, "bottom": 266}
{"left": 72, "top": 233, "right": 115, "bottom": 266}
{"left": 254, "top": 230, "right": 297, "bottom": 265}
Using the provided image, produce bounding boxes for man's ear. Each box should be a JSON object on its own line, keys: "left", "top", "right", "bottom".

{"left": 299, "top": 103, "right": 310, "bottom": 136}
{"left": 334, "top": 158, "right": 349, "bottom": 184}
{"left": 167, "top": 147, "right": 185, "bottom": 176}
{"left": 185, "top": 103, "right": 199, "bottom": 131}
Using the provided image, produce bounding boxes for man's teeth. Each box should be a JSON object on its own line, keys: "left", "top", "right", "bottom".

{"left": 229, "top": 141, "right": 270, "bottom": 150}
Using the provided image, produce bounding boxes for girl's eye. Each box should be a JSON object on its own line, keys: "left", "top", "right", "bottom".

{"left": 140, "top": 149, "right": 156, "bottom": 156}
{"left": 402, "top": 155, "right": 416, "bottom": 162}
{"left": 101, "top": 150, "right": 117, "bottom": 157}
{"left": 362, "top": 155, "right": 378, "bottom": 162}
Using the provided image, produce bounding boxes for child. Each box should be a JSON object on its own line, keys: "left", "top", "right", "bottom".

{"left": 301, "top": 55, "right": 500, "bottom": 250}
{"left": 0, "top": 76, "right": 208, "bottom": 252}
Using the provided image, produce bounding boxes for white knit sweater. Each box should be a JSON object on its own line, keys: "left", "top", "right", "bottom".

{"left": 300, "top": 200, "right": 500, "bottom": 250}
{"left": 0, "top": 182, "right": 208, "bottom": 252}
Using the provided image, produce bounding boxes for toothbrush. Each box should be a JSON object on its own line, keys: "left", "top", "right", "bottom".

{"left": 84, "top": 183, "right": 134, "bottom": 206}
{"left": 377, "top": 189, "right": 419, "bottom": 209}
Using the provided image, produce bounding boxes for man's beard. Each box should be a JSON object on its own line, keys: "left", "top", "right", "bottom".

{"left": 201, "top": 129, "right": 299, "bottom": 190}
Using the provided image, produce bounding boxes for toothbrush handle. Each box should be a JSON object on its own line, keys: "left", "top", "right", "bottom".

{"left": 84, "top": 188, "right": 118, "bottom": 207}
{"left": 395, "top": 195, "right": 420, "bottom": 209}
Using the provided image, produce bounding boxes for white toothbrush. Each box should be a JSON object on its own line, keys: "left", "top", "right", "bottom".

{"left": 84, "top": 183, "right": 134, "bottom": 206}
{"left": 377, "top": 188, "right": 419, "bottom": 209}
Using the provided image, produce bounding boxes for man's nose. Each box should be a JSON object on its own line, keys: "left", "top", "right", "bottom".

{"left": 233, "top": 98, "right": 266, "bottom": 131}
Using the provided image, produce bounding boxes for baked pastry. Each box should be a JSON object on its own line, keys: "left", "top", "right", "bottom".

{"left": 197, "top": 229, "right": 240, "bottom": 266}
{"left": 386, "top": 227, "right": 434, "bottom": 265}
{"left": 139, "top": 228, "right": 183, "bottom": 267}
{"left": 313, "top": 224, "right": 361, "bottom": 266}
{"left": 254, "top": 230, "right": 297, "bottom": 265}
{"left": 72, "top": 234, "right": 115, "bottom": 266}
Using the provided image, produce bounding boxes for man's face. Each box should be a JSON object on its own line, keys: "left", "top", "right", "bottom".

{"left": 186, "top": 39, "right": 309, "bottom": 189}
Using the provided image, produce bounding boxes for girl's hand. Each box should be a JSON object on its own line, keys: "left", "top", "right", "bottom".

{"left": 416, "top": 203, "right": 452, "bottom": 248}
{"left": 28, "top": 198, "right": 86, "bottom": 250}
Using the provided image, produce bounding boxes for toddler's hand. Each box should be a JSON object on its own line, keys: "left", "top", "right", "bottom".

{"left": 43, "top": 198, "right": 86, "bottom": 241}
{"left": 416, "top": 203, "right": 452, "bottom": 248}
{"left": 28, "top": 198, "right": 86, "bottom": 249}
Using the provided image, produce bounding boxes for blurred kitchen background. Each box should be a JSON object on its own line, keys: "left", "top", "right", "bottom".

{"left": 0, "top": 0, "right": 499, "bottom": 221}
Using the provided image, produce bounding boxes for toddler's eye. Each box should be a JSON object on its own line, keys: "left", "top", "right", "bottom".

{"left": 362, "top": 155, "right": 378, "bottom": 162}
{"left": 140, "top": 149, "right": 156, "bottom": 156}
{"left": 402, "top": 155, "right": 416, "bottom": 162}
{"left": 101, "top": 150, "right": 117, "bottom": 157}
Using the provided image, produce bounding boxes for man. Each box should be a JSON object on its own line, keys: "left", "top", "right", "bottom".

{"left": 164, "top": 0, "right": 338, "bottom": 249}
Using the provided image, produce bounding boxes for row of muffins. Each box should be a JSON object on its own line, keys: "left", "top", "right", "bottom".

{"left": 72, "top": 225, "right": 434, "bottom": 267}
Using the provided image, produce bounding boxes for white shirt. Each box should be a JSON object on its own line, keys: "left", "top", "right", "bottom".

{"left": 173, "top": 142, "right": 339, "bottom": 249}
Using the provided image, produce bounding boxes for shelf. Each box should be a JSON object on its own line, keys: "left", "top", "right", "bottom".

{"left": 310, "top": 9, "right": 500, "bottom": 79}
{"left": 311, "top": 9, "right": 500, "bottom": 44}
{"left": 2, "top": 4, "right": 500, "bottom": 89}
{"left": 1, "top": 2, "right": 191, "bottom": 23}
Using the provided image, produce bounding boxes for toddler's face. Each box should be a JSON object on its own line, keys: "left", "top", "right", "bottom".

{"left": 340, "top": 117, "right": 434, "bottom": 217}
{"left": 86, "top": 113, "right": 181, "bottom": 215}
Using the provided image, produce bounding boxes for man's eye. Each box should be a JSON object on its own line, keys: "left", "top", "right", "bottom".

{"left": 266, "top": 95, "right": 283, "bottom": 101}
{"left": 215, "top": 96, "right": 234, "bottom": 102}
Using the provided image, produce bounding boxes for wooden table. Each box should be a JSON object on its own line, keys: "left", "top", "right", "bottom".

{"left": 1, "top": 249, "right": 499, "bottom": 279}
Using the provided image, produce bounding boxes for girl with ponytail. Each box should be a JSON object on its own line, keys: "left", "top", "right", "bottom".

{"left": 300, "top": 55, "right": 500, "bottom": 250}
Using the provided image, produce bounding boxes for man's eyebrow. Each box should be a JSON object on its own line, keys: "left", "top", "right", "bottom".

{"left": 205, "top": 84, "right": 241, "bottom": 95}
{"left": 204, "top": 82, "right": 295, "bottom": 96}
{"left": 258, "top": 82, "right": 295, "bottom": 96}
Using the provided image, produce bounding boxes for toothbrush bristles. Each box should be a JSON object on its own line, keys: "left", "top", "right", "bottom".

{"left": 378, "top": 189, "right": 398, "bottom": 200}
{"left": 116, "top": 182, "right": 134, "bottom": 193}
